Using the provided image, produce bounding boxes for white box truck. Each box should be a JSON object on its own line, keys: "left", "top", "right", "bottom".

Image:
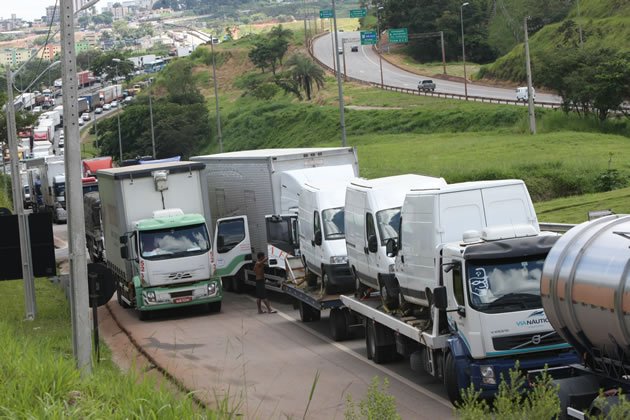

{"left": 345, "top": 174, "right": 447, "bottom": 294}
{"left": 341, "top": 179, "right": 578, "bottom": 404}
{"left": 97, "top": 161, "right": 222, "bottom": 319}
{"left": 192, "top": 148, "right": 359, "bottom": 293}
{"left": 38, "top": 157, "right": 67, "bottom": 223}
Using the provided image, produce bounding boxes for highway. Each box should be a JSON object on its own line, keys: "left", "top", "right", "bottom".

{"left": 313, "top": 31, "right": 562, "bottom": 104}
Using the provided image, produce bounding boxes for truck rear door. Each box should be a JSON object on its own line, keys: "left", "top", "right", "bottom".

{"left": 214, "top": 216, "right": 251, "bottom": 277}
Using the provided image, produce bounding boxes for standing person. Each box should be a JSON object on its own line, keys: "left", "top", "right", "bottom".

{"left": 254, "top": 252, "right": 276, "bottom": 314}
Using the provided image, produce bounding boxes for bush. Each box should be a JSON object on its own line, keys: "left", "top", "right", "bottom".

{"left": 345, "top": 377, "right": 401, "bottom": 420}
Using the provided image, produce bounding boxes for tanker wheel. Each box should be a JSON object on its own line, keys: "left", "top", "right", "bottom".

{"left": 330, "top": 308, "right": 349, "bottom": 341}
{"left": 444, "top": 352, "right": 462, "bottom": 405}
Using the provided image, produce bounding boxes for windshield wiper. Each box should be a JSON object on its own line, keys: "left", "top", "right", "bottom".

{"left": 486, "top": 293, "right": 540, "bottom": 309}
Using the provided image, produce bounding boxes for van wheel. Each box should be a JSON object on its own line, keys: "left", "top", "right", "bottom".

{"left": 355, "top": 271, "right": 368, "bottom": 298}
{"left": 444, "top": 352, "right": 462, "bottom": 405}
{"left": 305, "top": 265, "right": 318, "bottom": 288}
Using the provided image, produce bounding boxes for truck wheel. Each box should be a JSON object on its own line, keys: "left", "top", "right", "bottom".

{"left": 233, "top": 271, "right": 245, "bottom": 293}
{"left": 365, "top": 320, "right": 374, "bottom": 360}
{"left": 207, "top": 301, "right": 222, "bottom": 313}
{"left": 299, "top": 301, "right": 320, "bottom": 322}
{"left": 222, "top": 277, "right": 233, "bottom": 292}
{"left": 367, "top": 319, "right": 391, "bottom": 364}
{"left": 330, "top": 308, "right": 349, "bottom": 341}
{"left": 444, "top": 352, "right": 462, "bottom": 405}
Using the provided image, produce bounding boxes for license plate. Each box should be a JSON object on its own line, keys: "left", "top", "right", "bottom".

{"left": 173, "top": 296, "right": 192, "bottom": 304}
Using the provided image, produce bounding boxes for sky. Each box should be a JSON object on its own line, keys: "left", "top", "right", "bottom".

{"left": 5, "top": 0, "right": 56, "bottom": 21}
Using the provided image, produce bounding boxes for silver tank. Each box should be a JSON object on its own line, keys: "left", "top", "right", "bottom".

{"left": 541, "top": 215, "right": 630, "bottom": 362}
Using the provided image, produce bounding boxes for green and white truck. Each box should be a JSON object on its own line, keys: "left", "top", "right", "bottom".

{"left": 97, "top": 161, "right": 222, "bottom": 319}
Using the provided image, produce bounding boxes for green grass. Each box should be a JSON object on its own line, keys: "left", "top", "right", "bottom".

{"left": 535, "top": 187, "right": 630, "bottom": 224}
{"left": 0, "top": 278, "right": 218, "bottom": 418}
{"left": 0, "top": 174, "right": 11, "bottom": 209}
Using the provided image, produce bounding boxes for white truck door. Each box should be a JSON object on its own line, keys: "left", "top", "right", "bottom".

{"left": 214, "top": 216, "right": 251, "bottom": 278}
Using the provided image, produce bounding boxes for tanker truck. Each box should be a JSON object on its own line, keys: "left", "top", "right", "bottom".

{"left": 341, "top": 180, "right": 579, "bottom": 404}
{"left": 541, "top": 214, "right": 630, "bottom": 418}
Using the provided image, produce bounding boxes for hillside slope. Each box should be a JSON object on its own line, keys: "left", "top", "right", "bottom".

{"left": 479, "top": 0, "right": 630, "bottom": 83}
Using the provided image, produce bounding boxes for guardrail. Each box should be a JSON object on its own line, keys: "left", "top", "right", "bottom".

{"left": 307, "top": 33, "right": 630, "bottom": 114}
{"left": 539, "top": 222, "right": 576, "bottom": 233}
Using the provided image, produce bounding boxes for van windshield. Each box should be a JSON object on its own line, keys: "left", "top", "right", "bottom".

{"left": 140, "top": 223, "right": 210, "bottom": 260}
{"left": 322, "top": 207, "right": 345, "bottom": 240}
{"left": 376, "top": 207, "right": 401, "bottom": 245}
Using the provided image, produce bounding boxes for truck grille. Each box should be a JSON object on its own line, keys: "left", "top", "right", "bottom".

{"left": 170, "top": 290, "right": 193, "bottom": 298}
{"left": 493, "top": 331, "right": 565, "bottom": 351}
{"left": 168, "top": 272, "right": 192, "bottom": 280}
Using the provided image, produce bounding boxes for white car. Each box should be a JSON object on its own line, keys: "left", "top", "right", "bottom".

{"left": 516, "top": 86, "right": 536, "bottom": 102}
{"left": 94, "top": 107, "right": 103, "bottom": 114}
{"left": 78, "top": 118, "right": 85, "bottom": 126}
{"left": 103, "top": 103, "right": 111, "bottom": 110}
{"left": 111, "top": 100, "right": 118, "bottom": 108}
{"left": 58, "top": 136, "right": 64, "bottom": 148}
{"left": 81, "top": 113, "right": 91, "bottom": 121}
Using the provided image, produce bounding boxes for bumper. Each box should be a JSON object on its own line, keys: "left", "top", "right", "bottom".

{"left": 136, "top": 278, "right": 223, "bottom": 312}
{"left": 323, "top": 263, "right": 354, "bottom": 288}
{"left": 466, "top": 350, "right": 580, "bottom": 398}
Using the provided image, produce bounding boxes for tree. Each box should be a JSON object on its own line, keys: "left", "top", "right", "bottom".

{"left": 159, "top": 59, "right": 204, "bottom": 105}
{"left": 77, "top": 50, "right": 103, "bottom": 72}
{"left": 90, "top": 53, "right": 134, "bottom": 82}
{"left": 249, "top": 39, "right": 275, "bottom": 73}
{"left": 284, "top": 53, "right": 325, "bottom": 100}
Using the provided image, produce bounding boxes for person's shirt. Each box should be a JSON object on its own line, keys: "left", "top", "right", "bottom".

{"left": 254, "top": 260, "right": 265, "bottom": 280}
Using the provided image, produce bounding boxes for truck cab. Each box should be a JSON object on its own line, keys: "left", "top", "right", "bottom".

{"left": 52, "top": 174, "right": 67, "bottom": 223}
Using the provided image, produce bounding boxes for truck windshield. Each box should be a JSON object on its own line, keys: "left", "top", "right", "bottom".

{"left": 376, "top": 207, "right": 401, "bottom": 245}
{"left": 322, "top": 207, "right": 345, "bottom": 240}
{"left": 466, "top": 256, "right": 545, "bottom": 313}
{"left": 140, "top": 223, "right": 210, "bottom": 260}
{"left": 54, "top": 184, "right": 65, "bottom": 199}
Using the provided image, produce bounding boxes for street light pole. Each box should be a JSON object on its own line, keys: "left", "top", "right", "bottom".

{"left": 524, "top": 17, "right": 536, "bottom": 135}
{"left": 112, "top": 58, "right": 123, "bottom": 162}
{"left": 377, "top": 5, "right": 384, "bottom": 87}
{"left": 460, "top": 2, "right": 470, "bottom": 100}
{"left": 331, "top": 0, "right": 347, "bottom": 147}
{"left": 148, "top": 88, "right": 156, "bottom": 158}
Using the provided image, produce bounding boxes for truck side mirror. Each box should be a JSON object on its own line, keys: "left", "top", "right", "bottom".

{"left": 119, "top": 235, "right": 128, "bottom": 244}
{"left": 120, "top": 245, "right": 129, "bottom": 260}
{"left": 314, "top": 230, "right": 322, "bottom": 246}
{"left": 433, "top": 286, "right": 447, "bottom": 310}
{"left": 386, "top": 238, "right": 398, "bottom": 257}
{"left": 368, "top": 235, "right": 378, "bottom": 253}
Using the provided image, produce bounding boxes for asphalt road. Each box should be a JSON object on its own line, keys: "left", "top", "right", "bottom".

{"left": 106, "top": 289, "right": 455, "bottom": 419}
{"left": 313, "top": 31, "right": 562, "bottom": 104}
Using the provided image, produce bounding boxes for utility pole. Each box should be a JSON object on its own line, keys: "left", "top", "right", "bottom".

{"left": 5, "top": 67, "right": 37, "bottom": 321}
{"left": 331, "top": 0, "right": 347, "bottom": 147}
{"left": 524, "top": 17, "right": 536, "bottom": 135}
{"left": 440, "top": 31, "right": 447, "bottom": 75}
{"left": 148, "top": 90, "right": 156, "bottom": 158}
{"left": 60, "top": 0, "right": 92, "bottom": 375}
{"left": 209, "top": 38, "right": 223, "bottom": 153}
{"left": 460, "top": 2, "right": 470, "bottom": 100}
{"left": 329, "top": 19, "right": 336, "bottom": 73}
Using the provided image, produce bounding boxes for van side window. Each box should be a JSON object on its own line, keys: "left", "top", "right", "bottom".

{"left": 313, "top": 211, "right": 321, "bottom": 238}
{"left": 452, "top": 262, "right": 464, "bottom": 306}
{"left": 366, "top": 213, "right": 376, "bottom": 239}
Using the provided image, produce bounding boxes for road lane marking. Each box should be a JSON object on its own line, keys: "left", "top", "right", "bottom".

{"left": 246, "top": 296, "right": 453, "bottom": 409}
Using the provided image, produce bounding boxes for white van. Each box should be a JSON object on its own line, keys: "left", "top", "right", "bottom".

{"left": 393, "top": 180, "right": 539, "bottom": 307}
{"left": 516, "top": 86, "right": 535, "bottom": 102}
{"left": 344, "top": 174, "right": 447, "bottom": 292}
{"left": 299, "top": 180, "right": 353, "bottom": 294}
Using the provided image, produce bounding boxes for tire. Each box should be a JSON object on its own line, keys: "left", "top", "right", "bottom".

{"left": 222, "top": 277, "right": 233, "bottom": 292}
{"left": 367, "top": 319, "right": 395, "bottom": 364}
{"left": 233, "top": 270, "right": 245, "bottom": 294}
{"left": 380, "top": 276, "right": 399, "bottom": 310}
{"left": 207, "top": 301, "right": 222, "bottom": 313}
{"left": 365, "top": 320, "right": 374, "bottom": 360}
{"left": 355, "top": 270, "right": 368, "bottom": 298}
{"left": 330, "top": 308, "right": 349, "bottom": 341}
{"left": 444, "top": 352, "right": 462, "bottom": 405}
{"left": 299, "top": 301, "right": 320, "bottom": 322}
{"left": 305, "top": 266, "right": 318, "bottom": 288}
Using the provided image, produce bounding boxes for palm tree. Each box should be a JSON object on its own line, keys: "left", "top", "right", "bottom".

{"left": 285, "top": 54, "right": 325, "bottom": 101}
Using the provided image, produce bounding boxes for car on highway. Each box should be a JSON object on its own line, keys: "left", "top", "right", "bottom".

{"left": 103, "top": 103, "right": 111, "bottom": 111}
{"left": 418, "top": 79, "right": 436, "bottom": 92}
{"left": 338, "top": 47, "right": 343, "bottom": 55}
{"left": 78, "top": 118, "right": 85, "bottom": 126}
{"left": 58, "top": 136, "right": 64, "bottom": 148}
{"left": 81, "top": 113, "right": 91, "bottom": 121}
{"left": 111, "top": 100, "right": 119, "bottom": 108}
{"left": 351, "top": 46, "right": 359, "bottom": 52}
{"left": 94, "top": 107, "right": 103, "bottom": 114}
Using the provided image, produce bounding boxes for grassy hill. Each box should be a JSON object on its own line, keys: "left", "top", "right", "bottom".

{"left": 478, "top": 0, "right": 630, "bottom": 82}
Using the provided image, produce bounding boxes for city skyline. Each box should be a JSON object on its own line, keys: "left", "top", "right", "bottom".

{"left": 5, "top": 0, "right": 101, "bottom": 22}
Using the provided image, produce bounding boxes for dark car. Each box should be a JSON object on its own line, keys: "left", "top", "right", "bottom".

{"left": 351, "top": 46, "right": 359, "bottom": 52}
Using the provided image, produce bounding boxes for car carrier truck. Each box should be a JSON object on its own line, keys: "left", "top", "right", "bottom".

{"left": 341, "top": 180, "right": 578, "bottom": 404}
{"left": 192, "top": 148, "right": 359, "bottom": 293}
{"left": 541, "top": 215, "right": 630, "bottom": 418}
{"left": 97, "top": 161, "right": 222, "bottom": 319}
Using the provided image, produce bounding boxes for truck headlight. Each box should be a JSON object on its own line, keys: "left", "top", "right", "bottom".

{"left": 330, "top": 255, "right": 348, "bottom": 264}
{"left": 145, "top": 291, "right": 156, "bottom": 302}
{"left": 207, "top": 282, "right": 217, "bottom": 296}
{"left": 480, "top": 365, "right": 496, "bottom": 385}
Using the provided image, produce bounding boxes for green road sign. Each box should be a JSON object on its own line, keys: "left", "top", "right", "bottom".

{"left": 360, "top": 31, "right": 377, "bottom": 45}
{"left": 319, "top": 9, "right": 334, "bottom": 19}
{"left": 388, "top": 28, "right": 409, "bottom": 43}
{"left": 349, "top": 8, "right": 367, "bottom": 18}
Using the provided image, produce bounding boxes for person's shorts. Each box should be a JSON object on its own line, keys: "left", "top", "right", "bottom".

{"left": 256, "top": 281, "right": 267, "bottom": 299}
